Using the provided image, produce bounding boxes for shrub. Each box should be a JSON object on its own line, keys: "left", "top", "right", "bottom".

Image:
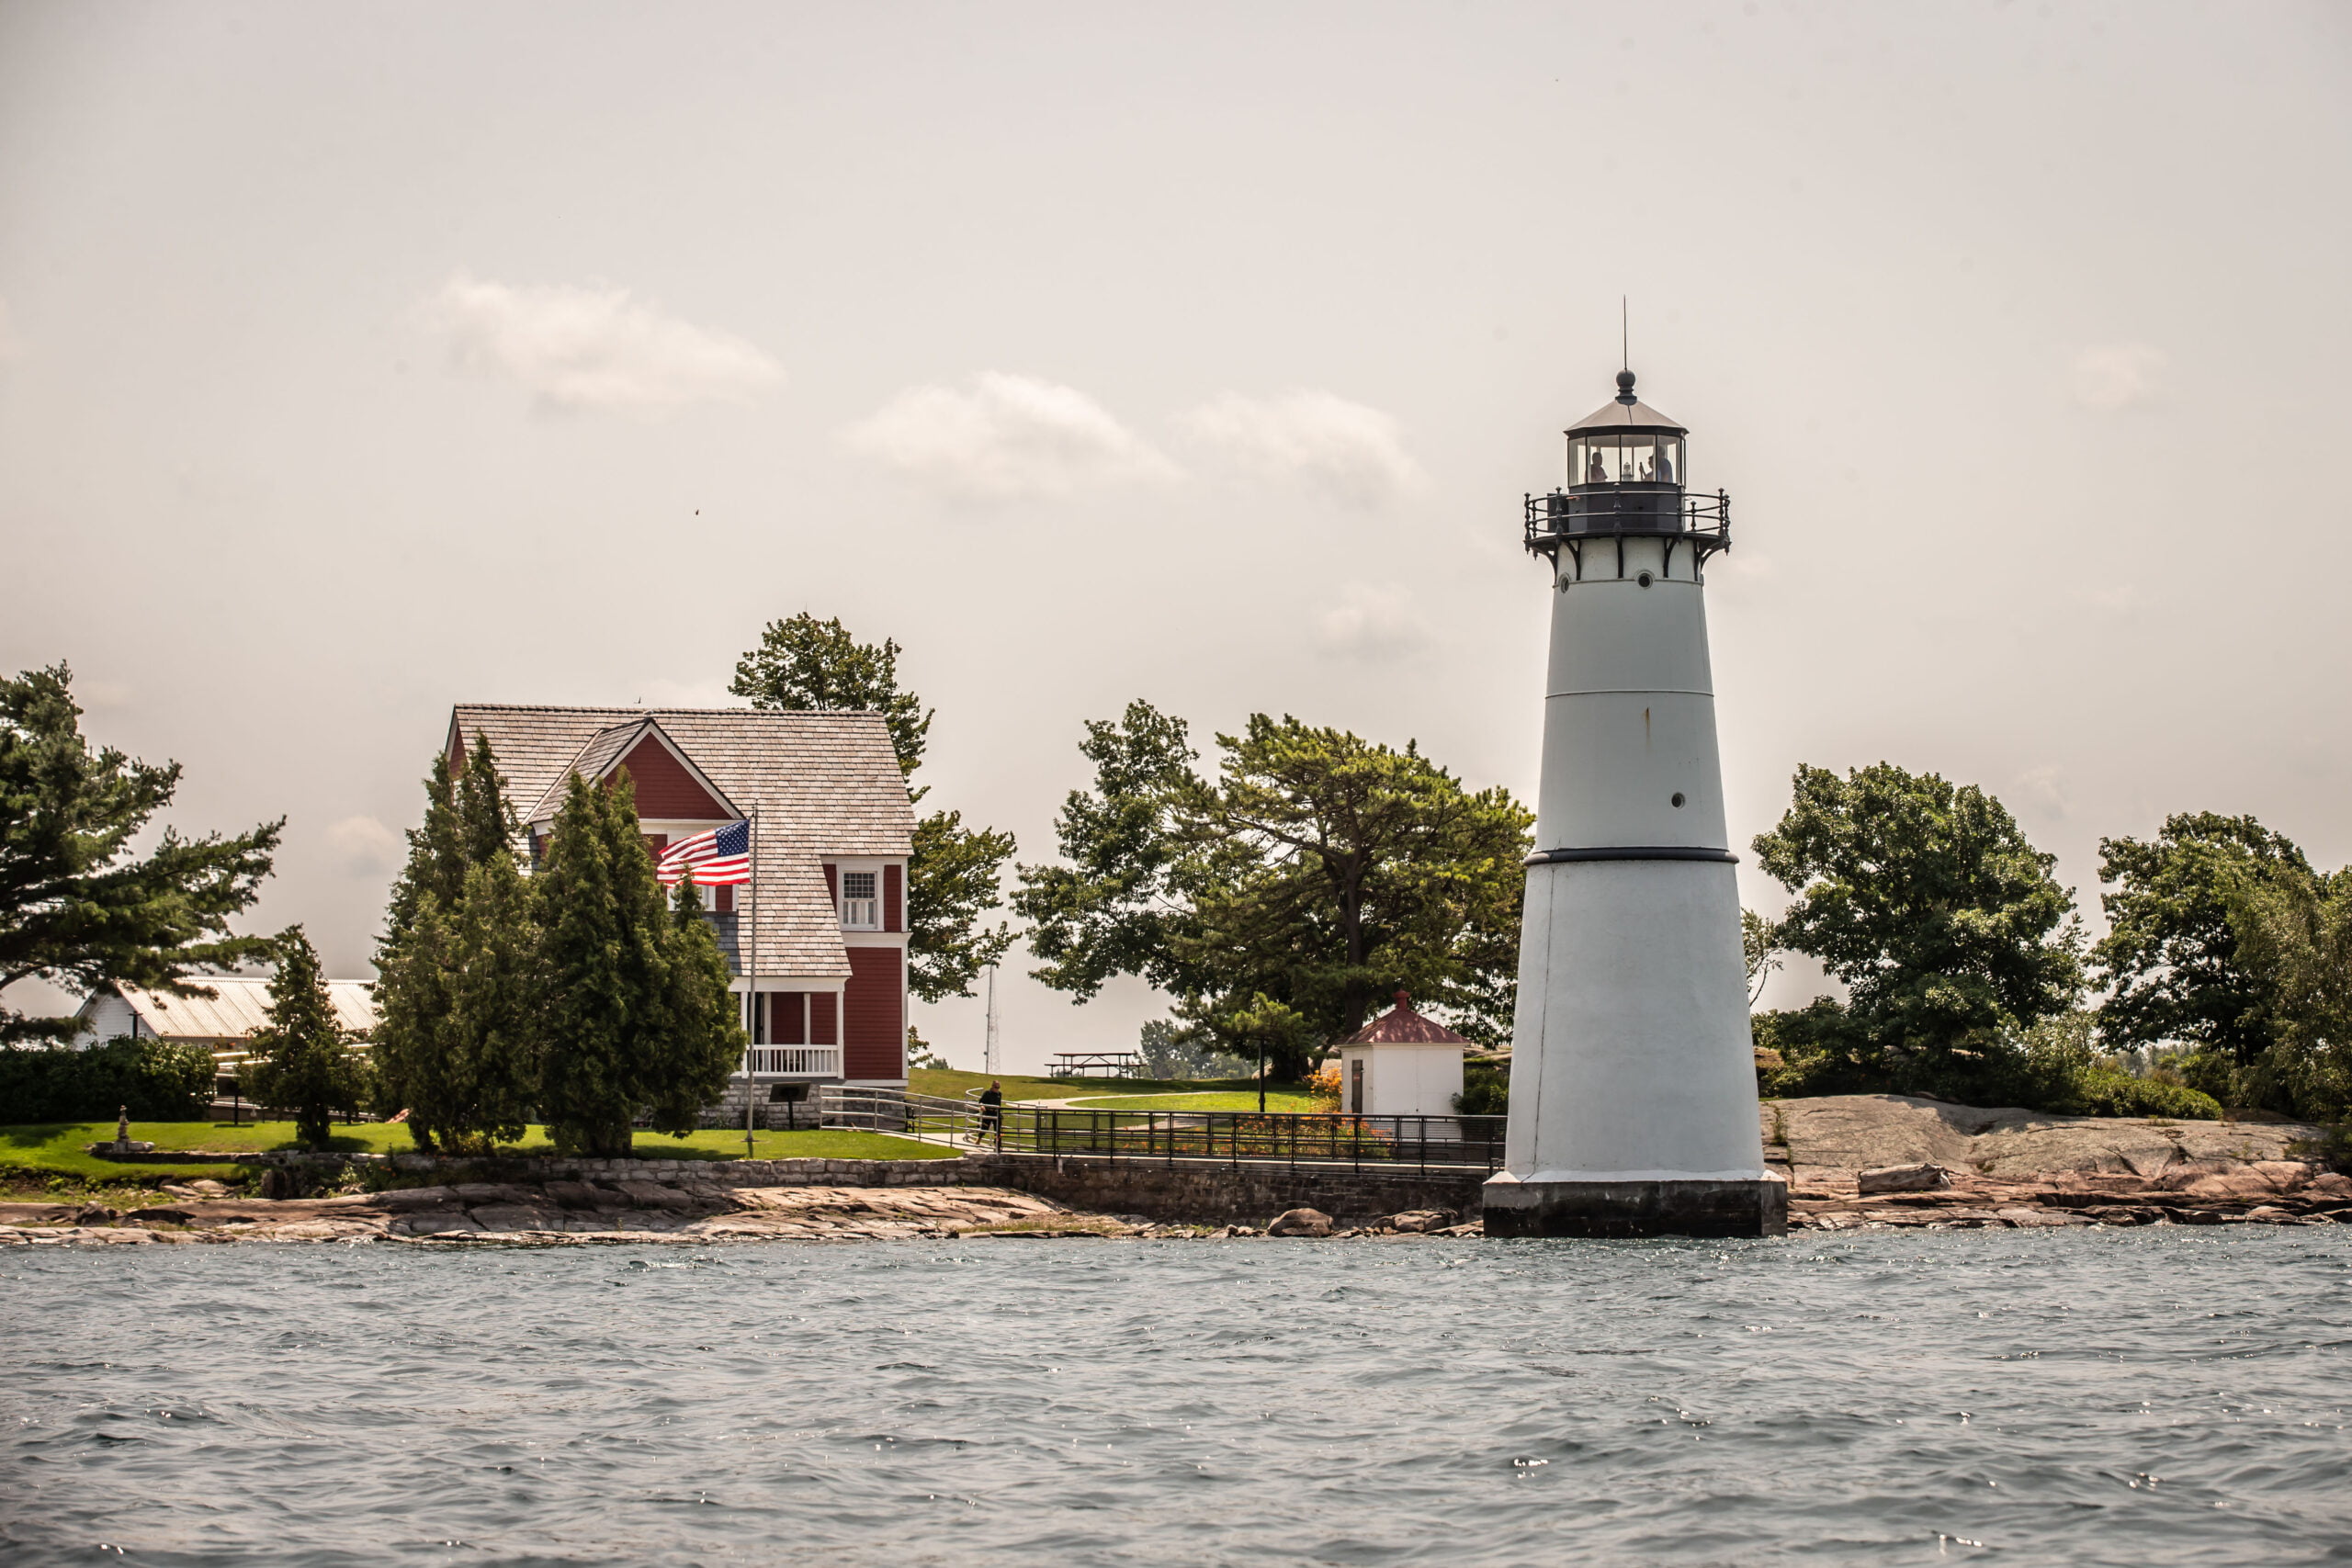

{"left": 1453, "top": 1062, "right": 1509, "bottom": 1116}
{"left": 2064, "top": 1067, "right": 2222, "bottom": 1121}
{"left": 1752, "top": 1005, "right": 2222, "bottom": 1120}
{"left": 0, "top": 1037, "right": 217, "bottom": 1123}
{"left": 2167, "top": 1048, "right": 2237, "bottom": 1107}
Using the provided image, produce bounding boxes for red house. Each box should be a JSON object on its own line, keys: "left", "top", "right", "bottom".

{"left": 446, "top": 704, "right": 915, "bottom": 1100}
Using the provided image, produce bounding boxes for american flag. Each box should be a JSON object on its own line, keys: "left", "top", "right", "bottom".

{"left": 655, "top": 820, "right": 751, "bottom": 886}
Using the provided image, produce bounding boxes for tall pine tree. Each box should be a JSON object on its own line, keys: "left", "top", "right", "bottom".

{"left": 1, "top": 663, "right": 282, "bottom": 1043}
{"left": 243, "top": 927, "right": 368, "bottom": 1151}
{"left": 372, "top": 733, "right": 525, "bottom": 1148}
{"left": 432, "top": 851, "right": 542, "bottom": 1151}
{"left": 652, "top": 866, "right": 748, "bottom": 1134}
{"left": 535, "top": 770, "right": 741, "bottom": 1156}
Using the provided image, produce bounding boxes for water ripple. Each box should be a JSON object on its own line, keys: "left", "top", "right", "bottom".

{"left": 4, "top": 1230, "right": 2351, "bottom": 1564}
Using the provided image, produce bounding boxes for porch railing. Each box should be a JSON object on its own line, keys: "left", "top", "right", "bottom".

{"left": 743, "top": 1045, "right": 842, "bottom": 1077}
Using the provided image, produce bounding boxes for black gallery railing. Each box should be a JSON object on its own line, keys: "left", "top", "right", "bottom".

{"left": 822, "top": 1088, "right": 1508, "bottom": 1174}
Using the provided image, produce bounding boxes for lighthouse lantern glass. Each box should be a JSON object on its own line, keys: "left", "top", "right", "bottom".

{"left": 1570, "top": 434, "right": 1684, "bottom": 487}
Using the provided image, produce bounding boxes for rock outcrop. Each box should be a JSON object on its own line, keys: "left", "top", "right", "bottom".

{"left": 1766, "top": 1094, "right": 2318, "bottom": 1179}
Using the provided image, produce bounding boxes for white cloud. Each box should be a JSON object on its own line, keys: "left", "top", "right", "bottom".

{"left": 324, "top": 815, "right": 405, "bottom": 877}
{"left": 1318, "top": 581, "right": 1435, "bottom": 661}
{"left": 842, "top": 372, "right": 1177, "bottom": 499}
{"left": 428, "top": 273, "right": 782, "bottom": 412}
{"left": 2069, "top": 342, "right": 2165, "bottom": 411}
{"left": 1178, "top": 389, "right": 1426, "bottom": 507}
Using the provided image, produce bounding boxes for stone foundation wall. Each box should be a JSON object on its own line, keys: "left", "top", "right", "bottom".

{"left": 91, "top": 1145, "right": 1492, "bottom": 1224}
{"left": 966, "top": 1154, "right": 1490, "bottom": 1225}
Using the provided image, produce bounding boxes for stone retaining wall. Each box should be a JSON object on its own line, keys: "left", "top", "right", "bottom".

{"left": 967, "top": 1154, "right": 1490, "bottom": 1225}
{"left": 92, "top": 1145, "right": 1492, "bottom": 1224}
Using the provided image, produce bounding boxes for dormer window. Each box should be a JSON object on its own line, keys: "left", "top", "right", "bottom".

{"left": 840, "top": 871, "right": 879, "bottom": 930}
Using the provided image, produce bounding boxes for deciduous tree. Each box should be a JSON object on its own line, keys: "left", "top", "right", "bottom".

{"left": 1015, "top": 704, "right": 1532, "bottom": 1067}
{"left": 0, "top": 663, "right": 281, "bottom": 1043}
{"left": 2093, "top": 812, "right": 2310, "bottom": 1066}
{"left": 2227, "top": 864, "right": 2352, "bottom": 1123}
{"left": 729, "top": 613, "right": 1014, "bottom": 1001}
{"left": 1751, "top": 761, "right": 2084, "bottom": 1101}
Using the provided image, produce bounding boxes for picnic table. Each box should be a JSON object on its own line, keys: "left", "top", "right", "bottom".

{"left": 1048, "top": 1050, "right": 1144, "bottom": 1079}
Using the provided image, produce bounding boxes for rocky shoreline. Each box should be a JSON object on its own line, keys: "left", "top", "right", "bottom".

{"left": 1771, "top": 1094, "right": 2349, "bottom": 1230}
{"left": 7, "top": 1095, "right": 2343, "bottom": 1245}
{"left": 0, "top": 1180, "right": 1480, "bottom": 1247}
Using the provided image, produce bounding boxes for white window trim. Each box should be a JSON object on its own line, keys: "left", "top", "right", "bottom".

{"left": 834, "top": 862, "right": 883, "bottom": 931}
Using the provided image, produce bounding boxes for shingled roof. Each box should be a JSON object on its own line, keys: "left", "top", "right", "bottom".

{"left": 1337, "top": 992, "right": 1472, "bottom": 1047}
{"left": 446, "top": 705, "right": 915, "bottom": 980}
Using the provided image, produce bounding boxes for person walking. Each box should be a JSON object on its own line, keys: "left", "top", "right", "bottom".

{"left": 976, "top": 1080, "right": 1003, "bottom": 1145}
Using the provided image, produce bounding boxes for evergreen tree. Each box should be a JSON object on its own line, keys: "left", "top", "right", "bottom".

{"left": 455, "top": 732, "right": 518, "bottom": 867}
{"left": 371, "top": 733, "right": 524, "bottom": 1149}
{"left": 731, "top": 614, "right": 933, "bottom": 779}
{"left": 729, "top": 613, "right": 1015, "bottom": 1000}
{"left": 435, "top": 851, "right": 542, "bottom": 1150}
{"left": 650, "top": 865, "right": 748, "bottom": 1134}
{"left": 371, "top": 887, "right": 460, "bottom": 1148}
{"left": 536, "top": 771, "right": 741, "bottom": 1156}
{"left": 1012, "top": 701, "right": 1205, "bottom": 1000}
{"left": 242, "top": 928, "right": 368, "bottom": 1150}
{"left": 0, "top": 663, "right": 282, "bottom": 1043}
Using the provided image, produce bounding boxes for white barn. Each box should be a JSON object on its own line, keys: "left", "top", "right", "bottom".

{"left": 75, "top": 978, "right": 379, "bottom": 1049}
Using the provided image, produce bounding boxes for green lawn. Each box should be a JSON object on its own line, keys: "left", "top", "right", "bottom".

{"left": 1061, "top": 1090, "right": 1326, "bottom": 1113}
{"left": 0, "top": 1121, "right": 953, "bottom": 1181}
{"left": 0, "top": 1123, "right": 266, "bottom": 1182}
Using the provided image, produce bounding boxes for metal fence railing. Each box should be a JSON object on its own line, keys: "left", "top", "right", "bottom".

{"left": 820, "top": 1087, "right": 1506, "bottom": 1174}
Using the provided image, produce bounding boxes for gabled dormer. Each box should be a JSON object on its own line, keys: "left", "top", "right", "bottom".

{"left": 523, "top": 717, "right": 743, "bottom": 829}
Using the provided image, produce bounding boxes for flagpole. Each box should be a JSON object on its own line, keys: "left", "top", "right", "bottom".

{"left": 745, "top": 803, "right": 758, "bottom": 1160}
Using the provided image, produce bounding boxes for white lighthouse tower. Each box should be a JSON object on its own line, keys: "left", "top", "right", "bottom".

{"left": 1481, "top": 369, "right": 1784, "bottom": 1238}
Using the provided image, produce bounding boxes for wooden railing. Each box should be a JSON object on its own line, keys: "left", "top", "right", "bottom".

{"left": 744, "top": 1045, "right": 843, "bottom": 1077}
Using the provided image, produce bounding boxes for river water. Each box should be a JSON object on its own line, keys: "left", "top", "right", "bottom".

{"left": 5, "top": 1229, "right": 2350, "bottom": 1566}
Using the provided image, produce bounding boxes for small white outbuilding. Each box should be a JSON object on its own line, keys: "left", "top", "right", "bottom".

{"left": 1330, "top": 992, "right": 1468, "bottom": 1119}
{"left": 75, "top": 977, "right": 379, "bottom": 1048}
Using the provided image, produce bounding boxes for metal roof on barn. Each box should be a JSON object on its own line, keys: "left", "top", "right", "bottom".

{"left": 1336, "top": 992, "right": 1472, "bottom": 1047}
{"left": 84, "top": 976, "right": 379, "bottom": 1042}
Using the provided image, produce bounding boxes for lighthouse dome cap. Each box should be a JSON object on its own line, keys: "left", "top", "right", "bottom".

{"left": 1566, "top": 369, "right": 1686, "bottom": 436}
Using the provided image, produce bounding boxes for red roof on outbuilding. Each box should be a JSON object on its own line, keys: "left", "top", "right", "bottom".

{"left": 1337, "top": 992, "right": 1471, "bottom": 1046}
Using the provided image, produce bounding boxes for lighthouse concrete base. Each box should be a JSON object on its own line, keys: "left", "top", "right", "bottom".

{"left": 1479, "top": 1174, "right": 1786, "bottom": 1239}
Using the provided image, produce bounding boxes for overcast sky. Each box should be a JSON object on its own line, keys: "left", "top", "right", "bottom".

{"left": 3, "top": 0, "right": 2346, "bottom": 1071}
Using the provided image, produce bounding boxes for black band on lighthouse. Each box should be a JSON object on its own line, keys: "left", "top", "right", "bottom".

{"left": 1524, "top": 846, "right": 1739, "bottom": 866}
